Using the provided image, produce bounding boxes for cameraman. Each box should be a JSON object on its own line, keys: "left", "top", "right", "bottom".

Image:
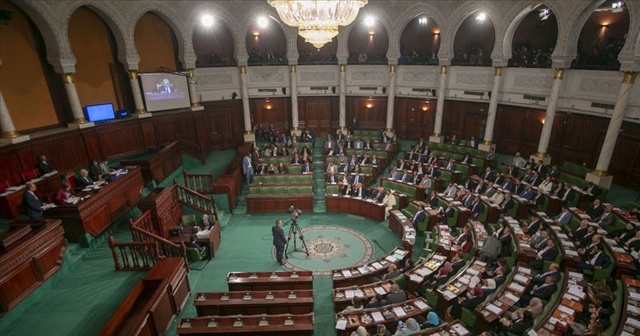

{"left": 272, "top": 219, "right": 289, "bottom": 266}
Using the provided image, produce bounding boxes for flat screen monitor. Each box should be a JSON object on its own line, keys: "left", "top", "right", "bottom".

{"left": 139, "top": 73, "right": 191, "bottom": 112}
{"left": 85, "top": 103, "right": 116, "bottom": 122}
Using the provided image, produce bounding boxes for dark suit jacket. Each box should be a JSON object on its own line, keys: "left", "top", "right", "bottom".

{"left": 500, "top": 199, "right": 515, "bottom": 214}
{"left": 386, "top": 290, "right": 407, "bottom": 304}
{"left": 38, "top": 161, "right": 54, "bottom": 174}
{"left": 526, "top": 220, "right": 543, "bottom": 236}
{"left": 272, "top": 225, "right": 287, "bottom": 247}
{"left": 427, "top": 196, "right": 439, "bottom": 207}
{"left": 470, "top": 202, "right": 485, "bottom": 218}
{"left": 506, "top": 319, "right": 534, "bottom": 334}
{"left": 199, "top": 217, "right": 215, "bottom": 230}
{"left": 532, "top": 283, "right": 557, "bottom": 300}
{"left": 76, "top": 175, "right": 93, "bottom": 189}
{"left": 540, "top": 246, "right": 559, "bottom": 261}
{"left": 412, "top": 211, "right": 427, "bottom": 225}
{"left": 587, "top": 205, "right": 604, "bottom": 219}
{"left": 572, "top": 227, "right": 588, "bottom": 243}
{"left": 23, "top": 191, "right": 44, "bottom": 220}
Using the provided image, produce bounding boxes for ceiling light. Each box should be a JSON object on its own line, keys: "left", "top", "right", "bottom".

{"left": 476, "top": 12, "right": 486, "bottom": 22}
{"left": 257, "top": 16, "right": 269, "bottom": 28}
{"left": 364, "top": 16, "right": 375, "bottom": 27}
{"left": 418, "top": 17, "right": 427, "bottom": 25}
{"left": 268, "top": 0, "right": 368, "bottom": 49}
{"left": 201, "top": 14, "right": 214, "bottom": 28}
{"left": 612, "top": 1, "right": 623, "bottom": 9}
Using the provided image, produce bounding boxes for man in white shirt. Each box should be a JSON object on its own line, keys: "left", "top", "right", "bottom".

{"left": 443, "top": 182, "right": 458, "bottom": 198}
{"left": 554, "top": 207, "right": 573, "bottom": 226}
{"left": 513, "top": 152, "right": 527, "bottom": 168}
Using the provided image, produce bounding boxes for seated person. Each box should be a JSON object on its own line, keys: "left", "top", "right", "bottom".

{"left": 576, "top": 244, "right": 611, "bottom": 272}
{"left": 614, "top": 223, "right": 637, "bottom": 245}
{"left": 99, "top": 159, "right": 112, "bottom": 180}
{"left": 277, "top": 162, "right": 289, "bottom": 174}
{"left": 199, "top": 214, "right": 215, "bottom": 230}
{"left": 520, "top": 276, "right": 558, "bottom": 305}
{"left": 424, "top": 311, "right": 439, "bottom": 328}
{"left": 381, "top": 264, "right": 402, "bottom": 281}
{"left": 393, "top": 318, "right": 420, "bottom": 336}
{"left": 266, "top": 163, "right": 276, "bottom": 174}
{"left": 88, "top": 157, "right": 102, "bottom": 181}
{"left": 53, "top": 182, "right": 72, "bottom": 205}
{"left": 341, "top": 297, "right": 364, "bottom": 313}
{"left": 185, "top": 235, "right": 206, "bottom": 256}
{"left": 499, "top": 310, "right": 534, "bottom": 334}
{"left": 76, "top": 169, "right": 94, "bottom": 189}
{"left": 365, "top": 294, "right": 387, "bottom": 309}
{"left": 37, "top": 154, "right": 54, "bottom": 174}
{"left": 23, "top": 182, "right": 44, "bottom": 220}
{"left": 503, "top": 298, "right": 543, "bottom": 324}
{"left": 385, "top": 283, "right": 407, "bottom": 304}
{"left": 450, "top": 285, "right": 484, "bottom": 319}
{"left": 528, "top": 239, "right": 559, "bottom": 270}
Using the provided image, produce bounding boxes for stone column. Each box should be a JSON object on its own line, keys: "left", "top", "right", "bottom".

{"left": 187, "top": 69, "right": 204, "bottom": 111}
{"left": 479, "top": 67, "right": 502, "bottom": 152}
{"left": 430, "top": 65, "right": 448, "bottom": 143}
{"left": 63, "top": 73, "right": 94, "bottom": 129}
{"left": 384, "top": 64, "right": 397, "bottom": 137}
{"left": 0, "top": 90, "right": 30, "bottom": 145}
{"left": 290, "top": 65, "right": 301, "bottom": 136}
{"left": 128, "top": 70, "right": 150, "bottom": 119}
{"left": 239, "top": 66, "right": 254, "bottom": 142}
{"left": 338, "top": 64, "right": 347, "bottom": 134}
{"left": 586, "top": 71, "right": 638, "bottom": 189}
{"left": 530, "top": 68, "right": 564, "bottom": 165}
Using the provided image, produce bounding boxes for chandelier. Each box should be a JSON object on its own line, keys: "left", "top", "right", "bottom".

{"left": 268, "top": 0, "right": 368, "bottom": 49}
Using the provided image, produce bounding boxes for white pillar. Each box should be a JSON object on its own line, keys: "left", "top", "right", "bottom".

{"left": 187, "top": 69, "right": 204, "bottom": 111}
{"left": 384, "top": 64, "right": 396, "bottom": 137}
{"left": 239, "top": 66, "right": 254, "bottom": 142}
{"left": 531, "top": 68, "right": 564, "bottom": 165}
{"left": 63, "top": 73, "right": 94, "bottom": 129}
{"left": 127, "top": 70, "right": 151, "bottom": 119}
{"left": 586, "top": 71, "right": 637, "bottom": 189}
{"left": 430, "top": 65, "right": 447, "bottom": 143}
{"left": 479, "top": 67, "right": 502, "bottom": 152}
{"left": 338, "top": 64, "right": 347, "bottom": 134}
{"left": 0, "top": 90, "right": 30, "bottom": 145}
{"left": 290, "top": 65, "right": 300, "bottom": 136}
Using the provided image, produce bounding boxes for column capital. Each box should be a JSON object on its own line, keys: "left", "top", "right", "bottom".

{"left": 494, "top": 67, "right": 502, "bottom": 76}
{"left": 239, "top": 66, "right": 247, "bottom": 74}
{"left": 339, "top": 64, "right": 346, "bottom": 72}
{"left": 553, "top": 68, "right": 565, "bottom": 80}
{"left": 127, "top": 70, "right": 138, "bottom": 80}
{"left": 186, "top": 69, "right": 195, "bottom": 78}
{"left": 622, "top": 71, "right": 638, "bottom": 84}
{"left": 440, "top": 65, "right": 448, "bottom": 75}
{"left": 389, "top": 64, "right": 396, "bottom": 73}
{"left": 534, "top": 151, "right": 549, "bottom": 158}
{"left": 591, "top": 169, "right": 608, "bottom": 177}
{"left": 482, "top": 140, "right": 492, "bottom": 146}
{"left": 62, "top": 73, "right": 75, "bottom": 84}
{"left": 290, "top": 65, "right": 297, "bottom": 73}
{"left": 1, "top": 130, "right": 20, "bottom": 139}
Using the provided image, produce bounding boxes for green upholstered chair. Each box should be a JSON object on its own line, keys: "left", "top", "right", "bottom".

{"left": 186, "top": 247, "right": 203, "bottom": 262}
{"left": 181, "top": 214, "right": 196, "bottom": 227}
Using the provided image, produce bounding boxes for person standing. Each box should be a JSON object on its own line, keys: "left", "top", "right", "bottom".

{"left": 242, "top": 152, "right": 254, "bottom": 185}
{"left": 23, "top": 182, "right": 44, "bottom": 220}
{"left": 272, "top": 219, "right": 288, "bottom": 266}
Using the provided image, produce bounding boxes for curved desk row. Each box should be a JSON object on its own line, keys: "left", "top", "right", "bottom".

{"left": 194, "top": 289, "right": 314, "bottom": 316}
{"left": 325, "top": 194, "right": 386, "bottom": 222}
{"left": 333, "top": 280, "right": 396, "bottom": 312}
{"left": 177, "top": 313, "right": 315, "bottom": 335}
{"left": 332, "top": 247, "right": 410, "bottom": 288}
{"left": 226, "top": 271, "right": 314, "bottom": 292}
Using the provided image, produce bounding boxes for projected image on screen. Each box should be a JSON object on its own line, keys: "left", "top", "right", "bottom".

{"left": 140, "top": 73, "right": 191, "bottom": 112}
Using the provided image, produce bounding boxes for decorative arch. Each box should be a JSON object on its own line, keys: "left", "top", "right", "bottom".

{"left": 237, "top": 5, "right": 293, "bottom": 63}
{"left": 443, "top": 1, "right": 501, "bottom": 65}
{"left": 501, "top": 1, "right": 563, "bottom": 64}
{"left": 390, "top": 3, "right": 447, "bottom": 61}
{"left": 185, "top": 2, "right": 241, "bottom": 65}
{"left": 338, "top": 5, "right": 395, "bottom": 62}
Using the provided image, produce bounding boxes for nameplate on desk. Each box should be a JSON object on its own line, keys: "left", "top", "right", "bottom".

{"left": 220, "top": 294, "right": 229, "bottom": 301}
{"left": 288, "top": 293, "right": 297, "bottom": 299}
{"left": 270, "top": 273, "right": 278, "bottom": 278}
{"left": 290, "top": 272, "right": 299, "bottom": 278}
{"left": 207, "top": 321, "right": 218, "bottom": 328}
{"left": 249, "top": 273, "right": 258, "bottom": 279}
{"left": 259, "top": 319, "right": 269, "bottom": 327}
{"left": 243, "top": 294, "right": 252, "bottom": 300}
{"left": 233, "top": 320, "right": 244, "bottom": 327}
{"left": 266, "top": 293, "right": 274, "bottom": 300}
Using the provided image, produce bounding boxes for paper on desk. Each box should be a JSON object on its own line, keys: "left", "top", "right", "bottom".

{"left": 374, "top": 286, "right": 386, "bottom": 295}
{"left": 358, "top": 266, "right": 371, "bottom": 274}
{"left": 42, "top": 203, "right": 57, "bottom": 210}
{"left": 345, "top": 290, "right": 354, "bottom": 299}
{"left": 335, "top": 318, "right": 347, "bottom": 330}
{"left": 371, "top": 262, "right": 384, "bottom": 270}
{"left": 527, "top": 330, "right": 539, "bottom": 336}
{"left": 486, "top": 304, "right": 502, "bottom": 315}
{"left": 628, "top": 305, "right": 640, "bottom": 315}
{"left": 508, "top": 283, "right": 525, "bottom": 292}
{"left": 558, "top": 305, "right": 575, "bottom": 315}
{"left": 563, "top": 293, "right": 580, "bottom": 302}
{"left": 513, "top": 274, "right": 528, "bottom": 284}
{"left": 518, "top": 267, "right": 532, "bottom": 275}
{"left": 354, "top": 289, "right": 364, "bottom": 297}
{"left": 568, "top": 271, "right": 584, "bottom": 280}
{"left": 409, "top": 274, "right": 423, "bottom": 283}
{"left": 626, "top": 318, "right": 640, "bottom": 328}
{"left": 371, "top": 311, "right": 385, "bottom": 323}
{"left": 442, "top": 290, "right": 456, "bottom": 300}
{"left": 385, "top": 255, "right": 398, "bottom": 262}
{"left": 342, "top": 270, "right": 352, "bottom": 278}
{"left": 621, "top": 332, "right": 635, "bottom": 336}
{"left": 393, "top": 307, "right": 407, "bottom": 318}
{"left": 414, "top": 299, "right": 429, "bottom": 310}
{"left": 505, "top": 292, "right": 520, "bottom": 303}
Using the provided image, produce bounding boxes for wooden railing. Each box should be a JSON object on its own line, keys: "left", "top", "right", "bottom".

{"left": 183, "top": 169, "right": 215, "bottom": 194}
{"left": 176, "top": 135, "right": 205, "bottom": 165}
{"left": 174, "top": 180, "right": 218, "bottom": 217}
{"left": 108, "top": 210, "right": 188, "bottom": 271}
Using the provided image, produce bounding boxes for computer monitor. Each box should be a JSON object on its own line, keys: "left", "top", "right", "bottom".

{"left": 85, "top": 103, "right": 116, "bottom": 122}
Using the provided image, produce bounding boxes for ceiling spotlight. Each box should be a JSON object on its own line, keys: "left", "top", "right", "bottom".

{"left": 612, "top": 1, "right": 623, "bottom": 9}
{"left": 418, "top": 17, "right": 427, "bottom": 25}
{"left": 539, "top": 8, "right": 550, "bottom": 21}
{"left": 201, "top": 14, "right": 214, "bottom": 28}
{"left": 364, "top": 16, "right": 375, "bottom": 27}
{"left": 476, "top": 12, "right": 486, "bottom": 22}
{"left": 257, "top": 16, "right": 269, "bottom": 28}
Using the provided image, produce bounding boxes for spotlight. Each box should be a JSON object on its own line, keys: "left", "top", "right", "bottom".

{"left": 476, "top": 12, "right": 486, "bottom": 22}
{"left": 612, "top": 1, "right": 623, "bottom": 9}
{"left": 257, "top": 16, "right": 269, "bottom": 28}
{"left": 364, "top": 16, "right": 375, "bottom": 27}
{"left": 418, "top": 17, "right": 427, "bottom": 25}
{"left": 539, "top": 8, "right": 550, "bottom": 21}
{"left": 200, "top": 14, "right": 214, "bottom": 28}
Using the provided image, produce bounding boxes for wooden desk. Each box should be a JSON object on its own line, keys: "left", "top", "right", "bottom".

{"left": 177, "top": 313, "right": 315, "bottom": 335}
{"left": 335, "top": 297, "right": 431, "bottom": 336}
{"left": 325, "top": 195, "right": 386, "bottom": 222}
{"left": 0, "top": 220, "right": 66, "bottom": 315}
{"left": 0, "top": 171, "right": 61, "bottom": 218}
{"left": 144, "top": 257, "right": 191, "bottom": 314}
{"left": 138, "top": 185, "right": 182, "bottom": 239}
{"left": 45, "top": 167, "right": 144, "bottom": 242}
{"left": 195, "top": 289, "right": 314, "bottom": 316}
{"left": 170, "top": 226, "right": 221, "bottom": 260}
{"left": 388, "top": 210, "right": 417, "bottom": 252}
{"left": 404, "top": 253, "right": 447, "bottom": 293}
{"left": 332, "top": 248, "right": 409, "bottom": 288}
{"left": 617, "top": 276, "right": 640, "bottom": 336}
{"left": 333, "top": 280, "right": 395, "bottom": 312}
{"left": 479, "top": 195, "right": 500, "bottom": 223}
{"left": 226, "top": 271, "right": 314, "bottom": 291}
{"left": 436, "top": 259, "right": 487, "bottom": 317}
{"left": 120, "top": 141, "right": 182, "bottom": 185}
{"left": 413, "top": 320, "right": 471, "bottom": 336}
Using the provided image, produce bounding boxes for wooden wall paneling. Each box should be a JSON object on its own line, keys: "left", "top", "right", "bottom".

{"left": 441, "top": 101, "right": 488, "bottom": 140}
{"left": 549, "top": 113, "right": 608, "bottom": 166}
{"left": 23, "top": 131, "right": 89, "bottom": 174}
{"left": 394, "top": 97, "right": 435, "bottom": 139}
{"left": 96, "top": 120, "right": 145, "bottom": 159}
{"left": 346, "top": 97, "right": 386, "bottom": 130}
{"left": 153, "top": 112, "right": 197, "bottom": 145}
{"left": 609, "top": 136, "right": 639, "bottom": 186}
{"left": 230, "top": 101, "right": 245, "bottom": 146}
{"left": 140, "top": 118, "right": 158, "bottom": 149}
{"left": 0, "top": 150, "right": 25, "bottom": 186}
{"left": 298, "top": 97, "right": 336, "bottom": 135}
{"left": 493, "top": 105, "right": 545, "bottom": 155}
{"left": 250, "top": 97, "right": 290, "bottom": 133}
{"left": 80, "top": 128, "right": 102, "bottom": 162}
{"left": 192, "top": 111, "right": 209, "bottom": 152}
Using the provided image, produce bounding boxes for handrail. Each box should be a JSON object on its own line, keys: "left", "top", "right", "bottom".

{"left": 183, "top": 169, "right": 216, "bottom": 194}
{"left": 174, "top": 180, "right": 218, "bottom": 218}
{"left": 108, "top": 236, "right": 159, "bottom": 271}
{"left": 176, "top": 135, "right": 205, "bottom": 165}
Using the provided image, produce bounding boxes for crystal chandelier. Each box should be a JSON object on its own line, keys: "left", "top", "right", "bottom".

{"left": 268, "top": 0, "right": 368, "bottom": 49}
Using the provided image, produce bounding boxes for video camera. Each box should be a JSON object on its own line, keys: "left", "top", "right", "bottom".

{"left": 287, "top": 205, "right": 302, "bottom": 220}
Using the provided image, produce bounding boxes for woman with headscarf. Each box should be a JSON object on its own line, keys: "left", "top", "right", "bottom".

{"left": 350, "top": 326, "right": 369, "bottom": 336}
{"left": 392, "top": 318, "right": 420, "bottom": 336}
{"left": 424, "top": 311, "right": 439, "bottom": 328}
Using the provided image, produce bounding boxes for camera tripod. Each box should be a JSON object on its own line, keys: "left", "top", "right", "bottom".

{"left": 284, "top": 217, "right": 309, "bottom": 258}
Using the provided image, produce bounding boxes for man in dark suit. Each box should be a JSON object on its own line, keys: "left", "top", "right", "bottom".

{"left": 594, "top": 205, "right": 615, "bottom": 229}
{"left": 326, "top": 172, "right": 338, "bottom": 184}
{"left": 521, "top": 276, "right": 558, "bottom": 305}
{"left": 243, "top": 152, "right": 254, "bottom": 185}
{"left": 427, "top": 164, "right": 440, "bottom": 178}
{"left": 527, "top": 263, "right": 561, "bottom": 292}
{"left": 584, "top": 182, "right": 600, "bottom": 197}
{"left": 528, "top": 239, "right": 559, "bottom": 270}
{"left": 531, "top": 189, "right": 545, "bottom": 211}
{"left": 548, "top": 165, "right": 561, "bottom": 179}
{"left": 37, "top": 155, "right": 54, "bottom": 174}
{"left": 519, "top": 184, "right": 535, "bottom": 201}
{"left": 185, "top": 235, "right": 206, "bottom": 256}
{"left": 23, "top": 182, "right": 44, "bottom": 220}
{"left": 500, "top": 193, "right": 515, "bottom": 214}
{"left": 512, "top": 179, "right": 525, "bottom": 196}
{"left": 411, "top": 206, "right": 427, "bottom": 229}
{"left": 576, "top": 244, "right": 610, "bottom": 272}
{"left": 469, "top": 197, "right": 485, "bottom": 219}
{"left": 272, "top": 220, "right": 288, "bottom": 266}
{"left": 385, "top": 283, "right": 407, "bottom": 304}
{"left": 442, "top": 203, "right": 456, "bottom": 225}
{"left": 76, "top": 169, "right": 94, "bottom": 189}
{"left": 586, "top": 199, "right": 604, "bottom": 219}
{"left": 561, "top": 184, "right": 576, "bottom": 205}
{"left": 198, "top": 214, "right": 215, "bottom": 230}
{"left": 481, "top": 167, "right": 494, "bottom": 182}
{"left": 534, "top": 160, "right": 547, "bottom": 176}
{"left": 569, "top": 219, "right": 590, "bottom": 242}
{"left": 523, "top": 213, "right": 543, "bottom": 236}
